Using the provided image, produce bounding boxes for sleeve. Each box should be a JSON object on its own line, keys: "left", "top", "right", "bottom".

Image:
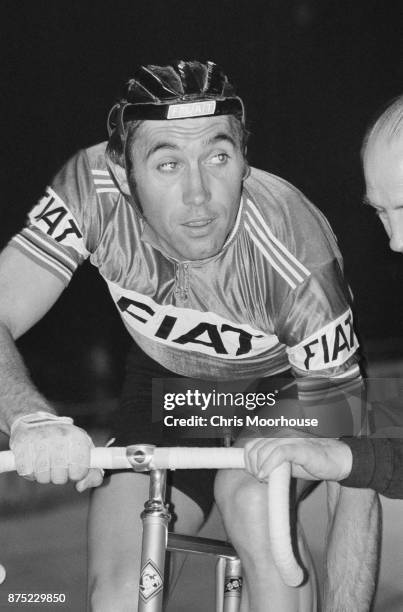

{"left": 340, "top": 437, "right": 403, "bottom": 499}
{"left": 8, "top": 149, "right": 97, "bottom": 286}
{"left": 269, "top": 188, "right": 363, "bottom": 424}
{"left": 245, "top": 173, "right": 363, "bottom": 435}
{"left": 279, "top": 262, "right": 359, "bottom": 375}
{"left": 275, "top": 236, "right": 362, "bottom": 397}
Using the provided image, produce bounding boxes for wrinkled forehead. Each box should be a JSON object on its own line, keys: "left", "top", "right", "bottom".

{"left": 133, "top": 115, "right": 241, "bottom": 154}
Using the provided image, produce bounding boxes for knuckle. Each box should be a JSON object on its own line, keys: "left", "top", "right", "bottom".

{"left": 70, "top": 467, "right": 88, "bottom": 481}
{"left": 53, "top": 475, "right": 68, "bottom": 485}
{"left": 36, "top": 458, "right": 49, "bottom": 472}
{"left": 16, "top": 463, "right": 28, "bottom": 476}
{"left": 92, "top": 473, "right": 104, "bottom": 487}
{"left": 273, "top": 446, "right": 286, "bottom": 461}
{"left": 244, "top": 439, "right": 255, "bottom": 453}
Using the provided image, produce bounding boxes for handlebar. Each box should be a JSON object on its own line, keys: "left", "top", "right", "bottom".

{"left": 0, "top": 445, "right": 303, "bottom": 587}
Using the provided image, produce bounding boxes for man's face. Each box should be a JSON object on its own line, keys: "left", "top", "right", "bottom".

{"left": 128, "top": 115, "right": 245, "bottom": 261}
{"left": 364, "top": 134, "right": 403, "bottom": 253}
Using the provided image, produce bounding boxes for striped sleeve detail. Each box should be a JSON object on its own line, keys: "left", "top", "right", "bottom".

{"left": 26, "top": 187, "right": 90, "bottom": 259}
{"left": 9, "top": 227, "right": 79, "bottom": 284}
{"left": 222, "top": 198, "right": 244, "bottom": 248}
{"left": 245, "top": 199, "right": 311, "bottom": 289}
{"left": 91, "top": 169, "right": 120, "bottom": 194}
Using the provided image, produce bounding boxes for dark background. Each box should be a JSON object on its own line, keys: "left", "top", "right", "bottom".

{"left": 2, "top": 0, "right": 403, "bottom": 403}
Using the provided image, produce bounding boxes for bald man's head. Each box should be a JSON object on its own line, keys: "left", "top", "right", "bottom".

{"left": 363, "top": 95, "right": 403, "bottom": 253}
{"left": 362, "top": 95, "right": 403, "bottom": 161}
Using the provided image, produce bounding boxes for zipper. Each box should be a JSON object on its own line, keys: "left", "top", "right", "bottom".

{"left": 175, "top": 263, "right": 189, "bottom": 303}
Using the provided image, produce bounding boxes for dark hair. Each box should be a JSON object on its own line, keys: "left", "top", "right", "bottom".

{"left": 106, "top": 120, "right": 142, "bottom": 167}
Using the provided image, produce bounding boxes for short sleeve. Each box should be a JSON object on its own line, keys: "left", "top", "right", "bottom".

{"left": 245, "top": 169, "right": 362, "bottom": 390}
{"left": 8, "top": 150, "right": 95, "bottom": 286}
{"left": 279, "top": 261, "right": 359, "bottom": 377}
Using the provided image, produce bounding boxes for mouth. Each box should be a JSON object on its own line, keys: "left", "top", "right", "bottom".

{"left": 181, "top": 217, "right": 218, "bottom": 237}
{"left": 182, "top": 217, "right": 216, "bottom": 228}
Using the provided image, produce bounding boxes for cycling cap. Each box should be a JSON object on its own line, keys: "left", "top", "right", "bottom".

{"left": 107, "top": 59, "right": 245, "bottom": 137}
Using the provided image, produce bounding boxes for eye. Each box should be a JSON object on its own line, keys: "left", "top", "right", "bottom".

{"left": 158, "top": 161, "right": 179, "bottom": 172}
{"left": 209, "top": 152, "right": 229, "bottom": 165}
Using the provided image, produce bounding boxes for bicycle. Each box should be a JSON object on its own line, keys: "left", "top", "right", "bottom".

{"left": 0, "top": 445, "right": 303, "bottom": 611}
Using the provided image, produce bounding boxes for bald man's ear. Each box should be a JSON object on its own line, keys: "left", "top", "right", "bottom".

{"left": 108, "top": 162, "right": 131, "bottom": 196}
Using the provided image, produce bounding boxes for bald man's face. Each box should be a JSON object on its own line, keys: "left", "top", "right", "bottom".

{"left": 363, "top": 135, "right": 403, "bottom": 253}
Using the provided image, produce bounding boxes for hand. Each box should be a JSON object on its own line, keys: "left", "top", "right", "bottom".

{"left": 9, "top": 411, "right": 103, "bottom": 491}
{"left": 244, "top": 433, "right": 353, "bottom": 483}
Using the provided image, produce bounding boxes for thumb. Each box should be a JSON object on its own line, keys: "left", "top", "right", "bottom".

{"left": 75, "top": 468, "right": 104, "bottom": 493}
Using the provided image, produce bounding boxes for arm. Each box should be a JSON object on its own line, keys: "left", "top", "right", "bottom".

{"left": 244, "top": 434, "right": 354, "bottom": 482}
{"left": 0, "top": 246, "right": 102, "bottom": 489}
{"left": 324, "top": 483, "right": 380, "bottom": 612}
{"left": 341, "top": 436, "right": 403, "bottom": 499}
{"left": 245, "top": 435, "right": 381, "bottom": 610}
{"left": 255, "top": 184, "right": 381, "bottom": 608}
{"left": 0, "top": 246, "right": 64, "bottom": 432}
{"left": 245, "top": 433, "right": 403, "bottom": 499}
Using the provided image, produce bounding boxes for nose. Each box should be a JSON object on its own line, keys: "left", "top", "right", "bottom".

{"left": 388, "top": 211, "right": 403, "bottom": 253}
{"left": 182, "top": 164, "right": 210, "bottom": 207}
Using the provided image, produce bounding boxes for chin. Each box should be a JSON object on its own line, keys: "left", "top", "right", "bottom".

{"left": 187, "top": 244, "right": 221, "bottom": 261}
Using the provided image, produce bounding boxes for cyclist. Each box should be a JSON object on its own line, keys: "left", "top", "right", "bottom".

{"left": 245, "top": 94, "right": 403, "bottom": 502}
{"left": 0, "top": 60, "right": 378, "bottom": 611}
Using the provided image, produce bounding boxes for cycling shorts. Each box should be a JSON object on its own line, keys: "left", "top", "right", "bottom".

{"left": 108, "top": 342, "right": 294, "bottom": 518}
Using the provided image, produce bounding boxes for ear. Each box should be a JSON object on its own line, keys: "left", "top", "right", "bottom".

{"left": 242, "top": 162, "right": 251, "bottom": 181}
{"left": 108, "top": 161, "right": 131, "bottom": 196}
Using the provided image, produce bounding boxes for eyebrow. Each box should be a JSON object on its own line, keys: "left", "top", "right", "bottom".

{"left": 144, "top": 131, "right": 238, "bottom": 160}
{"left": 206, "top": 132, "right": 238, "bottom": 148}
{"left": 363, "top": 196, "right": 403, "bottom": 212}
{"left": 362, "top": 195, "right": 382, "bottom": 208}
{"left": 145, "top": 142, "right": 178, "bottom": 160}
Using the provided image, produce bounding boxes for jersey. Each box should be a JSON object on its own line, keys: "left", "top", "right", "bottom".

{"left": 9, "top": 142, "right": 361, "bottom": 388}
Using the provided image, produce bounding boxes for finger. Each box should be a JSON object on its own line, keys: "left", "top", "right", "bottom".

{"left": 13, "top": 444, "right": 35, "bottom": 478}
{"left": 258, "top": 445, "right": 317, "bottom": 481}
{"left": 257, "top": 445, "right": 289, "bottom": 480}
{"left": 251, "top": 439, "right": 271, "bottom": 477}
{"left": 253, "top": 436, "right": 312, "bottom": 474}
{"left": 33, "top": 440, "right": 50, "bottom": 478}
{"left": 75, "top": 468, "right": 104, "bottom": 493}
{"left": 49, "top": 438, "right": 70, "bottom": 484}
{"left": 243, "top": 439, "right": 258, "bottom": 474}
{"left": 36, "top": 470, "right": 52, "bottom": 484}
{"left": 244, "top": 438, "right": 265, "bottom": 475}
{"left": 244, "top": 438, "right": 273, "bottom": 477}
{"left": 50, "top": 466, "right": 69, "bottom": 485}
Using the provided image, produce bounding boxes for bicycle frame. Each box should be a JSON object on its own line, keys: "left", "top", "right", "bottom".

{"left": 137, "top": 467, "right": 242, "bottom": 611}
{"left": 0, "top": 444, "right": 303, "bottom": 611}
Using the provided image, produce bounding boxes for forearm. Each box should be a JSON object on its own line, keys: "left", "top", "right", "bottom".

{"left": 324, "top": 483, "right": 380, "bottom": 612}
{"left": 0, "top": 322, "right": 55, "bottom": 434}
